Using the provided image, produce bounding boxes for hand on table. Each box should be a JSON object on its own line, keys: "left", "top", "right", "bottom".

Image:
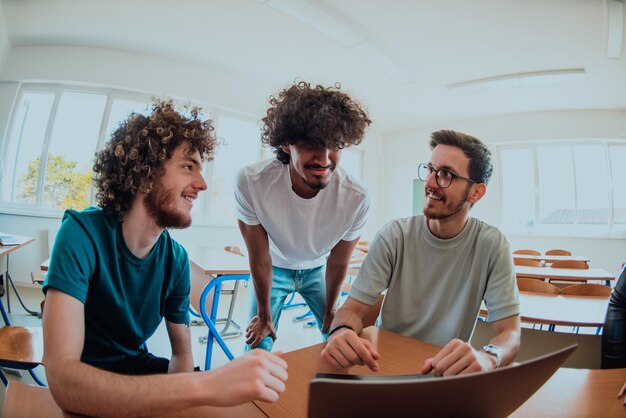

{"left": 245, "top": 315, "right": 276, "bottom": 348}
{"left": 320, "top": 328, "right": 380, "bottom": 371}
{"left": 618, "top": 380, "right": 626, "bottom": 405}
{"left": 421, "top": 338, "right": 495, "bottom": 377}
{"left": 207, "top": 349, "right": 288, "bottom": 405}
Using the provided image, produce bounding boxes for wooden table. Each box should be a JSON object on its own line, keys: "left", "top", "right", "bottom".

{"left": 252, "top": 327, "right": 626, "bottom": 418}
{"left": 2, "top": 381, "right": 267, "bottom": 418}
{"left": 513, "top": 254, "right": 590, "bottom": 264}
{"left": 515, "top": 265, "right": 615, "bottom": 284}
{"left": 0, "top": 234, "right": 38, "bottom": 315}
{"left": 480, "top": 291, "right": 609, "bottom": 328}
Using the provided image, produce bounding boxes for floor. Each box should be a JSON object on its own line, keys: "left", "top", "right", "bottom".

{"left": 0, "top": 282, "right": 325, "bottom": 411}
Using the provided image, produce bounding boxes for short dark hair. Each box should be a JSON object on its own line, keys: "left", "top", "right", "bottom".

{"left": 93, "top": 99, "right": 216, "bottom": 220}
{"left": 429, "top": 130, "right": 493, "bottom": 184}
{"left": 261, "top": 81, "right": 371, "bottom": 164}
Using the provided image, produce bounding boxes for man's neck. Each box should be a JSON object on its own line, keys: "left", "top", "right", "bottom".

{"left": 427, "top": 213, "right": 470, "bottom": 239}
{"left": 121, "top": 195, "right": 163, "bottom": 259}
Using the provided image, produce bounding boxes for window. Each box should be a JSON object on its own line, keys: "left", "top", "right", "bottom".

{"left": 1, "top": 87, "right": 154, "bottom": 214}
{"left": 204, "top": 115, "right": 261, "bottom": 223}
{"left": 498, "top": 141, "right": 625, "bottom": 236}
{"left": 1, "top": 83, "right": 371, "bottom": 225}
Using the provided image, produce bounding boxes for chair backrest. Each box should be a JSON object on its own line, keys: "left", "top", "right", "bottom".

{"left": 513, "top": 249, "right": 541, "bottom": 256}
{"left": 545, "top": 249, "right": 571, "bottom": 256}
{"left": 189, "top": 262, "right": 215, "bottom": 318}
{"left": 560, "top": 283, "right": 612, "bottom": 297}
{"left": 516, "top": 278, "right": 560, "bottom": 295}
{"left": 514, "top": 258, "right": 543, "bottom": 267}
{"left": 550, "top": 260, "right": 589, "bottom": 270}
{"left": 224, "top": 245, "right": 244, "bottom": 257}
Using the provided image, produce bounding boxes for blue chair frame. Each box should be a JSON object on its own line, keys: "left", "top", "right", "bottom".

{"left": 0, "top": 297, "right": 45, "bottom": 386}
{"left": 196, "top": 273, "right": 250, "bottom": 370}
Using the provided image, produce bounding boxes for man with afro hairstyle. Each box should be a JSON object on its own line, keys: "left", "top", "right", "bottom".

{"left": 235, "top": 81, "right": 372, "bottom": 351}
{"left": 42, "top": 100, "right": 287, "bottom": 417}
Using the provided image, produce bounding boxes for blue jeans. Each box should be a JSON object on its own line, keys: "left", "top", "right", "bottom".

{"left": 246, "top": 265, "right": 328, "bottom": 351}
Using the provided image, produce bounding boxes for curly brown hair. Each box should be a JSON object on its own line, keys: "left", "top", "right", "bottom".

{"left": 93, "top": 99, "right": 216, "bottom": 220}
{"left": 261, "top": 81, "right": 371, "bottom": 164}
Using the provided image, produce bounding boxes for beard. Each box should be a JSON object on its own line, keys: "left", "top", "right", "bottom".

{"left": 144, "top": 184, "right": 191, "bottom": 229}
{"left": 300, "top": 164, "right": 335, "bottom": 191}
{"left": 423, "top": 184, "right": 471, "bottom": 220}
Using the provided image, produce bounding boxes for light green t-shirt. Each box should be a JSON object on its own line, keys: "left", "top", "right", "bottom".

{"left": 350, "top": 215, "right": 519, "bottom": 346}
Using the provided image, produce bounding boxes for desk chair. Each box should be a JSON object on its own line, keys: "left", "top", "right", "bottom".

{"left": 545, "top": 249, "right": 572, "bottom": 256}
{"left": 513, "top": 249, "right": 541, "bottom": 256}
{"left": 190, "top": 260, "right": 250, "bottom": 370}
{"left": 0, "top": 298, "right": 45, "bottom": 386}
{"left": 550, "top": 259, "right": 590, "bottom": 287}
{"left": 514, "top": 258, "right": 543, "bottom": 267}
{"left": 517, "top": 278, "right": 559, "bottom": 331}
{"left": 560, "top": 283, "right": 612, "bottom": 334}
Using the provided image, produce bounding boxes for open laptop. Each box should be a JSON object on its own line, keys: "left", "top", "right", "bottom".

{"left": 308, "top": 344, "right": 577, "bottom": 418}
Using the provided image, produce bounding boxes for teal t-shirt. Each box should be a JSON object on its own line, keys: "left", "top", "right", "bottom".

{"left": 43, "top": 207, "right": 190, "bottom": 369}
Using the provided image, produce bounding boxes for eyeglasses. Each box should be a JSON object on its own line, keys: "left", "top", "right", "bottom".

{"left": 417, "top": 163, "right": 476, "bottom": 189}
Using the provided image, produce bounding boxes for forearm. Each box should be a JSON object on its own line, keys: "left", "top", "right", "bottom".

{"left": 169, "top": 352, "right": 195, "bottom": 373}
{"left": 330, "top": 305, "right": 364, "bottom": 335}
{"left": 325, "top": 261, "right": 349, "bottom": 312}
{"left": 487, "top": 316, "right": 521, "bottom": 367}
{"left": 250, "top": 256, "right": 273, "bottom": 316}
{"left": 46, "top": 359, "right": 212, "bottom": 417}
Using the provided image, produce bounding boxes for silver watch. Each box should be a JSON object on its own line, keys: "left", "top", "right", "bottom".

{"left": 482, "top": 344, "right": 502, "bottom": 369}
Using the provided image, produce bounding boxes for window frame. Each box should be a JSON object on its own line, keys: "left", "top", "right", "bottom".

{"left": 496, "top": 139, "right": 626, "bottom": 238}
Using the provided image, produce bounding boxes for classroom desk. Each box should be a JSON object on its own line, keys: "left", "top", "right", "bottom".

{"left": 513, "top": 253, "right": 590, "bottom": 264}
{"left": 480, "top": 291, "right": 609, "bottom": 328}
{"left": 1, "top": 381, "right": 267, "bottom": 418}
{"left": 515, "top": 265, "right": 615, "bottom": 284}
{"left": 0, "top": 234, "right": 38, "bottom": 315}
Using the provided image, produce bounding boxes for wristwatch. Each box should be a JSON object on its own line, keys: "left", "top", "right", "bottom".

{"left": 482, "top": 344, "right": 502, "bottom": 369}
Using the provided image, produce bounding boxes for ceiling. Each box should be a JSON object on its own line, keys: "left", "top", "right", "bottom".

{"left": 2, "top": 0, "right": 625, "bottom": 133}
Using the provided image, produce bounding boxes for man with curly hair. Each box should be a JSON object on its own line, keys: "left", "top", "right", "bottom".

{"left": 42, "top": 100, "right": 287, "bottom": 417}
{"left": 235, "top": 81, "right": 372, "bottom": 351}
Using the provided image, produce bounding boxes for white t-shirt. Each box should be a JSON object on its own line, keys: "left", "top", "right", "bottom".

{"left": 234, "top": 159, "right": 369, "bottom": 270}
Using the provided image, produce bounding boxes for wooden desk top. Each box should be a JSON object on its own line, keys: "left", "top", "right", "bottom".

{"left": 481, "top": 291, "right": 609, "bottom": 327}
{"left": 255, "top": 327, "right": 440, "bottom": 417}
{"left": 0, "top": 234, "right": 35, "bottom": 257}
{"left": 513, "top": 254, "right": 591, "bottom": 264}
{"left": 515, "top": 265, "right": 615, "bottom": 282}
{"left": 253, "top": 327, "right": 626, "bottom": 418}
{"left": 2, "top": 381, "right": 267, "bottom": 418}
{"left": 186, "top": 245, "right": 366, "bottom": 276}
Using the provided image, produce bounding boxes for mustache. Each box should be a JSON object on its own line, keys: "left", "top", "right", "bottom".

{"left": 305, "top": 164, "right": 334, "bottom": 169}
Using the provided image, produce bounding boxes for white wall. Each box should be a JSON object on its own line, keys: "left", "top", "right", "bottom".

{"left": 0, "top": 45, "right": 386, "bottom": 284}
{"left": 0, "top": 3, "right": 9, "bottom": 73}
{"left": 381, "top": 110, "right": 626, "bottom": 274}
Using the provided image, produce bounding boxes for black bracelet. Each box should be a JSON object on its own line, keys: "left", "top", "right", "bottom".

{"left": 328, "top": 324, "right": 354, "bottom": 337}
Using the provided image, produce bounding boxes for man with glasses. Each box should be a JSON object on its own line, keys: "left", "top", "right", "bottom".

{"left": 322, "top": 130, "right": 520, "bottom": 377}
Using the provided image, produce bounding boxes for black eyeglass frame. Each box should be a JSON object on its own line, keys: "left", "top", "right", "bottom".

{"left": 417, "top": 163, "right": 477, "bottom": 189}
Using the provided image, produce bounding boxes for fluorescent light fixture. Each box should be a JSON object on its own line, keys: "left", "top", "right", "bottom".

{"left": 263, "top": 0, "right": 363, "bottom": 48}
{"left": 448, "top": 69, "right": 586, "bottom": 94}
{"left": 607, "top": 0, "right": 624, "bottom": 59}
{"left": 351, "top": 41, "right": 415, "bottom": 85}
